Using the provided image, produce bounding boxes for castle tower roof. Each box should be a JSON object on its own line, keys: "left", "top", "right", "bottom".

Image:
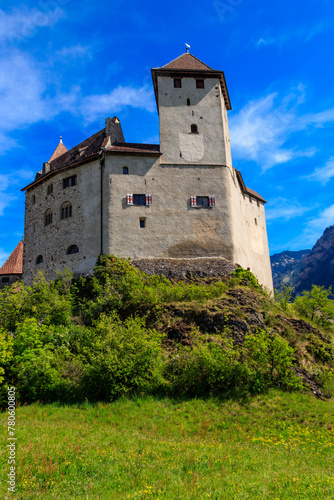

{"left": 0, "top": 240, "right": 23, "bottom": 275}
{"left": 160, "top": 52, "right": 215, "bottom": 71}
{"left": 48, "top": 137, "right": 68, "bottom": 163}
{"left": 151, "top": 51, "right": 232, "bottom": 111}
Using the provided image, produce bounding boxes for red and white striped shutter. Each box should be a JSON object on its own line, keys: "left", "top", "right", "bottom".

{"left": 127, "top": 194, "right": 133, "bottom": 205}
{"left": 209, "top": 196, "right": 215, "bottom": 207}
{"left": 146, "top": 194, "right": 152, "bottom": 206}
{"left": 190, "top": 196, "right": 197, "bottom": 207}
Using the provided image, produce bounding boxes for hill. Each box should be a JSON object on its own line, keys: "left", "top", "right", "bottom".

{"left": 0, "top": 255, "right": 333, "bottom": 405}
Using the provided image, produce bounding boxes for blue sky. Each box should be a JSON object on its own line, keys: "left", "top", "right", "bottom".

{"left": 1, "top": 0, "right": 334, "bottom": 266}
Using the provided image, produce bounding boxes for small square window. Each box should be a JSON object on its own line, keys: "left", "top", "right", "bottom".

{"left": 2, "top": 277, "right": 9, "bottom": 284}
{"left": 123, "top": 167, "right": 129, "bottom": 175}
{"left": 196, "top": 79, "right": 205, "bottom": 89}
{"left": 133, "top": 194, "right": 146, "bottom": 206}
{"left": 140, "top": 218, "right": 146, "bottom": 228}
{"left": 196, "top": 196, "right": 209, "bottom": 208}
{"left": 174, "top": 78, "right": 182, "bottom": 88}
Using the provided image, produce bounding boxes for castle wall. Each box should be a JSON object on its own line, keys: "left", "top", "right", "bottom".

{"left": 104, "top": 155, "right": 234, "bottom": 261}
{"left": 158, "top": 76, "right": 230, "bottom": 166}
{"left": 23, "top": 160, "right": 101, "bottom": 284}
{"left": 228, "top": 171, "right": 273, "bottom": 291}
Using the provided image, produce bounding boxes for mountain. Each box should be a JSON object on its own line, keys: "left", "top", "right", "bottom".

{"left": 271, "top": 225, "right": 334, "bottom": 294}
{"left": 271, "top": 250, "right": 311, "bottom": 290}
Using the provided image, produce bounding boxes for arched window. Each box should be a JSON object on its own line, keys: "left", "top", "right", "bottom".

{"left": 44, "top": 209, "right": 52, "bottom": 226}
{"left": 123, "top": 166, "right": 129, "bottom": 175}
{"left": 67, "top": 245, "right": 79, "bottom": 255}
{"left": 36, "top": 255, "right": 43, "bottom": 264}
{"left": 60, "top": 202, "right": 72, "bottom": 220}
{"left": 191, "top": 124, "right": 198, "bottom": 134}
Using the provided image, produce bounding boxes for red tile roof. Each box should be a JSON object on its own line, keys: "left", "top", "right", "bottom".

{"left": 0, "top": 240, "right": 23, "bottom": 275}
{"left": 48, "top": 139, "right": 68, "bottom": 163}
{"left": 107, "top": 143, "right": 160, "bottom": 154}
{"left": 235, "top": 170, "right": 266, "bottom": 203}
{"left": 161, "top": 53, "right": 215, "bottom": 71}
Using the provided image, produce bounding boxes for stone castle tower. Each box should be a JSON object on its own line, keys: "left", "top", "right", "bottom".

{"left": 22, "top": 51, "right": 273, "bottom": 291}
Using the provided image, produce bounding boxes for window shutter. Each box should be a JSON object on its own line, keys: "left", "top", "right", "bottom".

{"left": 127, "top": 194, "right": 133, "bottom": 205}
{"left": 190, "top": 196, "right": 197, "bottom": 207}
{"left": 145, "top": 194, "right": 152, "bottom": 206}
{"left": 209, "top": 196, "right": 215, "bottom": 207}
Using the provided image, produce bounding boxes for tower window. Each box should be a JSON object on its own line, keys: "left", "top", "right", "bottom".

{"left": 196, "top": 79, "right": 205, "bottom": 89}
{"left": 63, "top": 175, "right": 77, "bottom": 189}
{"left": 139, "top": 218, "right": 146, "bottom": 228}
{"left": 123, "top": 166, "right": 129, "bottom": 175}
{"left": 191, "top": 124, "right": 198, "bottom": 134}
{"left": 32, "top": 195, "right": 36, "bottom": 205}
{"left": 67, "top": 245, "right": 79, "bottom": 255}
{"left": 174, "top": 78, "right": 182, "bottom": 88}
{"left": 44, "top": 209, "right": 52, "bottom": 226}
{"left": 255, "top": 218, "right": 257, "bottom": 225}
{"left": 187, "top": 98, "right": 191, "bottom": 106}
{"left": 60, "top": 202, "right": 72, "bottom": 219}
{"left": 47, "top": 183, "right": 53, "bottom": 195}
{"left": 36, "top": 255, "right": 43, "bottom": 264}
{"left": 133, "top": 194, "right": 146, "bottom": 206}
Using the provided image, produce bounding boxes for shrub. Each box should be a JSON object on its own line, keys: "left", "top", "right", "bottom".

{"left": 81, "top": 314, "right": 165, "bottom": 401}
{"left": 230, "top": 268, "right": 260, "bottom": 289}
{"left": 243, "top": 329, "right": 303, "bottom": 391}
{"left": 293, "top": 285, "right": 334, "bottom": 328}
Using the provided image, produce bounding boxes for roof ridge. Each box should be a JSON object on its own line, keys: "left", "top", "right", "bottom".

{"left": 50, "top": 128, "right": 105, "bottom": 166}
{"left": 154, "top": 52, "right": 214, "bottom": 71}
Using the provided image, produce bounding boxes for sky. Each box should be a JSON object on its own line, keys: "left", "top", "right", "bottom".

{"left": 0, "top": 0, "right": 334, "bottom": 266}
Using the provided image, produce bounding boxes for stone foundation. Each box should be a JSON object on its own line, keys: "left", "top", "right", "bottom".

{"left": 131, "top": 257, "right": 236, "bottom": 278}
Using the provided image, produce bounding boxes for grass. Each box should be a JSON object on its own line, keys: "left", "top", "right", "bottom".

{"left": 1, "top": 391, "right": 334, "bottom": 499}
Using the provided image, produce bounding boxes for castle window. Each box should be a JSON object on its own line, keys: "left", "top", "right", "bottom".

{"left": 47, "top": 183, "right": 53, "bottom": 195}
{"left": 196, "top": 79, "right": 205, "bottom": 89}
{"left": 36, "top": 255, "right": 43, "bottom": 264}
{"left": 190, "top": 196, "right": 215, "bottom": 208}
{"left": 67, "top": 245, "right": 79, "bottom": 255}
{"left": 60, "top": 202, "right": 72, "bottom": 219}
{"left": 1, "top": 277, "right": 9, "bottom": 284}
{"left": 123, "top": 167, "right": 129, "bottom": 175}
{"left": 191, "top": 124, "right": 198, "bottom": 134}
{"left": 139, "top": 218, "right": 146, "bottom": 228}
{"left": 63, "top": 175, "right": 77, "bottom": 189}
{"left": 127, "top": 194, "right": 152, "bottom": 206}
{"left": 174, "top": 78, "right": 182, "bottom": 88}
{"left": 255, "top": 218, "right": 257, "bottom": 225}
{"left": 44, "top": 209, "right": 52, "bottom": 226}
{"left": 187, "top": 98, "right": 191, "bottom": 106}
{"left": 32, "top": 195, "right": 36, "bottom": 204}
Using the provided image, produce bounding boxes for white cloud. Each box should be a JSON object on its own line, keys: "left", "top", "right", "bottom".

{"left": 308, "top": 205, "right": 334, "bottom": 231}
{"left": 77, "top": 86, "right": 156, "bottom": 123}
{"left": 266, "top": 198, "right": 313, "bottom": 222}
{"left": 0, "top": 7, "right": 64, "bottom": 43}
{"left": 306, "top": 157, "right": 334, "bottom": 184}
{"left": 56, "top": 45, "right": 91, "bottom": 60}
{"left": 230, "top": 86, "right": 334, "bottom": 170}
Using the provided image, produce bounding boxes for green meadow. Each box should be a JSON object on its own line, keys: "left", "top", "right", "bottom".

{"left": 1, "top": 391, "right": 333, "bottom": 499}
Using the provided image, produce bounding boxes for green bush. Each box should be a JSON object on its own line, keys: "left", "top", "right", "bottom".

{"left": 165, "top": 331, "right": 249, "bottom": 397}
{"left": 81, "top": 314, "right": 165, "bottom": 401}
{"left": 243, "top": 329, "right": 303, "bottom": 391}
{"left": 230, "top": 268, "right": 260, "bottom": 289}
{"left": 293, "top": 285, "right": 334, "bottom": 328}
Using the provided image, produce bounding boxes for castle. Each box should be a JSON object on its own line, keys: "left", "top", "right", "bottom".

{"left": 21, "top": 51, "right": 273, "bottom": 291}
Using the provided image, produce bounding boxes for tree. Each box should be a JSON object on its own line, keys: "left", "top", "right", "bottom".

{"left": 293, "top": 285, "right": 334, "bottom": 328}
